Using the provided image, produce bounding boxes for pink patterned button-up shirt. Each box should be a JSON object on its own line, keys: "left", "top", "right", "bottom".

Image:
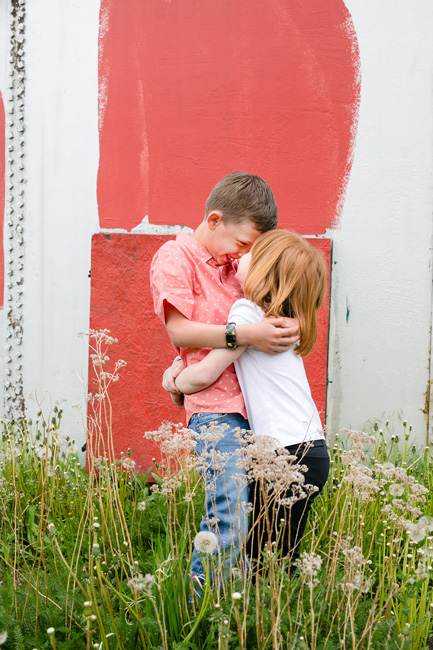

{"left": 150, "top": 231, "right": 247, "bottom": 424}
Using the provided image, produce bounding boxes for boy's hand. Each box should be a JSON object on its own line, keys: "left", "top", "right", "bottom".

{"left": 162, "top": 359, "right": 185, "bottom": 394}
{"left": 170, "top": 391, "right": 185, "bottom": 409}
{"left": 241, "top": 317, "right": 300, "bottom": 354}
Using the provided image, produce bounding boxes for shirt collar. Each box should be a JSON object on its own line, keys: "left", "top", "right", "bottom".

{"left": 176, "top": 231, "right": 213, "bottom": 263}
{"left": 176, "top": 231, "right": 236, "bottom": 283}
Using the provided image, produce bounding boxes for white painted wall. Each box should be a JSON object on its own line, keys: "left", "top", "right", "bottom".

{"left": 21, "top": 0, "right": 101, "bottom": 452}
{"left": 327, "top": 0, "right": 433, "bottom": 445}
{"left": 2, "top": 0, "right": 433, "bottom": 449}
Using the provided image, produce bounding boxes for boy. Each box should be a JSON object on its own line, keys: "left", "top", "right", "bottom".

{"left": 150, "top": 171, "right": 299, "bottom": 581}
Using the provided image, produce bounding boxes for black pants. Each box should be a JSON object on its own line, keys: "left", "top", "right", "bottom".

{"left": 247, "top": 439, "right": 330, "bottom": 572}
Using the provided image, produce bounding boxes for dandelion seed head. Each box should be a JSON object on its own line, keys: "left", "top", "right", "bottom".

{"left": 122, "top": 457, "right": 136, "bottom": 471}
{"left": 405, "top": 521, "right": 426, "bottom": 544}
{"left": 418, "top": 516, "right": 433, "bottom": 532}
{"left": 36, "top": 445, "right": 52, "bottom": 460}
{"left": 194, "top": 531, "right": 218, "bottom": 555}
{"left": 389, "top": 483, "right": 404, "bottom": 497}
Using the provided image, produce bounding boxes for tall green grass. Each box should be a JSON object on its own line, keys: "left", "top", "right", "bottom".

{"left": 0, "top": 331, "right": 431, "bottom": 649}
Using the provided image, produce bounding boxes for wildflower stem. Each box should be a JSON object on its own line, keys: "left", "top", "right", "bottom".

{"left": 183, "top": 557, "right": 212, "bottom": 644}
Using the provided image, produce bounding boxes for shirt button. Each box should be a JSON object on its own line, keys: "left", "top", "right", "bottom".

{"left": 233, "top": 291, "right": 238, "bottom": 297}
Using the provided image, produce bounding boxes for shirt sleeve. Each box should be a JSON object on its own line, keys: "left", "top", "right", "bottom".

{"left": 150, "top": 241, "right": 195, "bottom": 323}
{"left": 228, "top": 299, "right": 263, "bottom": 326}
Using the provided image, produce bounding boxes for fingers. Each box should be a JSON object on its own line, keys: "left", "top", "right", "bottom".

{"left": 268, "top": 344, "right": 296, "bottom": 355}
{"left": 171, "top": 359, "right": 185, "bottom": 379}
{"left": 265, "top": 316, "right": 299, "bottom": 333}
{"left": 268, "top": 334, "right": 300, "bottom": 354}
{"left": 162, "top": 359, "right": 186, "bottom": 393}
{"left": 265, "top": 316, "right": 291, "bottom": 327}
{"left": 162, "top": 368, "right": 180, "bottom": 393}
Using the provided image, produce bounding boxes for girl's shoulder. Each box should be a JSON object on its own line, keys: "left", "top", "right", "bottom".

{"left": 229, "top": 299, "right": 264, "bottom": 324}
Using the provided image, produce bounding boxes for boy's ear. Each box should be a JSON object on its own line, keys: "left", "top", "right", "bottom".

{"left": 206, "top": 210, "right": 224, "bottom": 230}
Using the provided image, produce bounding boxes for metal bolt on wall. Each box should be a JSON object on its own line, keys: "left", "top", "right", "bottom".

{"left": 4, "top": 0, "right": 26, "bottom": 419}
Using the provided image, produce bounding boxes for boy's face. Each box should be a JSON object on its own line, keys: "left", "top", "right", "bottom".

{"left": 206, "top": 212, "right": 261, "bottom": 266}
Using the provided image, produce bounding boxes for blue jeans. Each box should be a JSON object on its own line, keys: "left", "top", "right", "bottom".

{"left": 188, "top": 412, "right": 249, "bottom": 582}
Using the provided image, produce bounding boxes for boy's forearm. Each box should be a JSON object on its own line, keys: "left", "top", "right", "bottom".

{"left": 165, "top": 304, "right": 253, "bottom": 349}
{"left": 167, "top": 318, "right": 227, "bottom": 349}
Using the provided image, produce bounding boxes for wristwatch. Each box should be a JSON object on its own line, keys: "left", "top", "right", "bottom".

{"left": 225, "top": 322, "right": 237, "bottom": 349}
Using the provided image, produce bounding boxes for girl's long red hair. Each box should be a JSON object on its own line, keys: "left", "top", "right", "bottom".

{"left": 244, "top": 230, "right": 327, "bottom": 357}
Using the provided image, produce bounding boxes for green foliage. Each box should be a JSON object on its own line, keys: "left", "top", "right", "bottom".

{"left": 0, "top": 331, "right": 432, "bottom": 649}
{"left": 1, "top": 410, "right": 432, "bottom": 649}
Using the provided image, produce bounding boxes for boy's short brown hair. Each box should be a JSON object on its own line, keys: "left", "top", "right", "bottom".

{"left": 205, "top": 171, "right": 278, "bottom": 232}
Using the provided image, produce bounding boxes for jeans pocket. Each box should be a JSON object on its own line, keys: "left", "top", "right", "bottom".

{"left": 189, "top": 412, "right": 228, "bottom": 431}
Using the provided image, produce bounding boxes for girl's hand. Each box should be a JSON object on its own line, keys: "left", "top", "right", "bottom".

{"left": 239, "top": 317, "right": 300, "bottom": 354}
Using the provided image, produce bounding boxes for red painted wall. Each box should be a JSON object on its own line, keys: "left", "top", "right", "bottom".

{"left": 97, "top": 0, "right": 360, "bottom": 234}
{"left": 93, "top": 1, "right": 359, "bottom": 468}
{"left": 89, "top": 234, "right": 331, "bottom": 471}
{"left": 0, "top": 91, "right": 5, "bottom": 310}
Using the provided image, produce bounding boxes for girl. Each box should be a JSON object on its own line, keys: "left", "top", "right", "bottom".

{"left": 175, "top": 229, "right": 330, "bottom": 571}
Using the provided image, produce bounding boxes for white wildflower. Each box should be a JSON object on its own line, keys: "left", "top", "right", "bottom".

{"left": 194, "top": 531, "right": 218, "bottom": 555}
{"left": 36, "top": 445, "right": 52, "bottom": 461}
{"left": 296, "top": 551, "right": 322, "bottom": 581}
{"left": 342, "top": 545, "right": 365, "bottom": 565}
{"left": 127, "top": 573, "right": 155, "bottom": 593}
{"left": 55, "top": 430, "right": 69, "bottom": 447}
{"left": 137, "top": 501, "right": 147, "bottom": 511}
{"left": 122, "top": 457, "right": 136, "bottom": 471}
{"left": 389, "top": 483, "right": 404, "bottom": 497}
{"left": 423, "top": 546, "right": 433, "bottom": 559}
{"left": 418, "top": 516, "right": 433, "bottom": 532}
{"left": 405, "top": 521, "right": 426, "bottom": 544}
{"left": 415, "top": 561, "right": 429, "bottom": 580}
{"left": 346, "top": 430, "right": 376, "bottom": 445}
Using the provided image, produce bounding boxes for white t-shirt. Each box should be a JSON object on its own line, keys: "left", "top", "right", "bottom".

{"left": 229, "top": 299, "right": 324, "bottom": 449}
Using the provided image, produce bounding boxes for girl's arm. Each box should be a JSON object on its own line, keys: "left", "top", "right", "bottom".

{"left": 175, "top": 347, "right": 246, "bottom": 394}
